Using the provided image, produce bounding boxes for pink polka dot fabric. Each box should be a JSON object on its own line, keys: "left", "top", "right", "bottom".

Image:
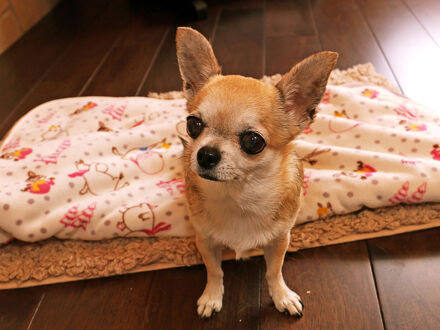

{"left": 296, "top": 84, "right": 440, "bottom": 224}
{"left": 0, "top": 83, "right": 439, "bottom": 244}
{"left": 0, "top": 97, "right": 191, "bottom": 243}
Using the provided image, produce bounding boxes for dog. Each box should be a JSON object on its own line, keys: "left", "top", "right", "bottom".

{"left": 176, "top": 27, "right": 337, "bottom": 318}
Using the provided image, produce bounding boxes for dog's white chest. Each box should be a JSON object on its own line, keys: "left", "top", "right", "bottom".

{"left": 197, "top": 181, "right": 288, "bottom": 254}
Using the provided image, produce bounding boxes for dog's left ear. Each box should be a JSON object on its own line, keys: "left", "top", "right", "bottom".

{"left": 276, "top": 51, "right": 338, "bottom": 135}
{"left": 176, "top": 27, "right": 221, "bottom": 100}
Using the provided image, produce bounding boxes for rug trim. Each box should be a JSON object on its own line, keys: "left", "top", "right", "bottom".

{"left": 2, "top": 63, "right": 439, "bottom": 289}
{"left": 2, "top": 218, "right": 439, "bottom": 290}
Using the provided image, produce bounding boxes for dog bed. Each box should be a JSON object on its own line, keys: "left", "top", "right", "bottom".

{"left": 1, "top": 63, "right": 440, "bottom": 289}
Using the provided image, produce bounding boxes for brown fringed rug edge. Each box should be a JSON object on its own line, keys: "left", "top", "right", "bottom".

{"left": 1, "top": 203, "right": 440, "bottom": 289}
{"left": 2, "top": 63, "right": 438, "bottom": 290}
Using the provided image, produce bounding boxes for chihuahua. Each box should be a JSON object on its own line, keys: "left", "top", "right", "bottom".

{"left": 176, "top": 27, "right": 337, "bottom": 318}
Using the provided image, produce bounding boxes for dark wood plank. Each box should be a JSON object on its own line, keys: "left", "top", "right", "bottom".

{"left": 368, "top": 228, "right": 440, "bottom": 330}
{"left": 212, "top": 8, "right": 265, "bottom": 78}
{"left": 0, "top": 287, "right": 45, "bottom": 330}
{"left": 81, "top": 7, "right": 173, "bottom": 97}
{"left": 0, "top": 0, "right": 137, "bottom": 139}
{"left": 138, "top": 5, "right": 221, "bottom": 94}
{"left": 260, "top": 242, "right": 383, "bottom": 329}
{"left": 355, "top": 0, "right": 440, "bottom": 110}
{"left": 144, "top": 259, "right": 261, "bottom": 329}
{"left": 0, "top": 1, "right": 77, "bottom": 137}
{"left": 403, "top": 0, "right": 440, "bottom": 46}
{"left": 265, "top": 0, "right": 322, "bottom": 75}
{"left": 0, "top": 29, "right": 121, "bottom": 139}
{"left": 310, "top": 0, "right": 398, "bottom": 86}
{"left": 218, "top": 0, "right": 264, "bottom": 9}
{"left": 29, "top": 273, "right": 154, "bottom": 330}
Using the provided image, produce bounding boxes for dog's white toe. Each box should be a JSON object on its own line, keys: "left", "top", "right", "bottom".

{"left": 197, "top": 286, "right": 224, "bottom": 318}
{"left": 272, "top": 287, "right": 303, "bottom": 317}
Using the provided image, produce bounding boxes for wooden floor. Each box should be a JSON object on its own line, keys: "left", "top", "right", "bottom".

{"left": 1, "top": 0, "right": 440, "bottom": 329}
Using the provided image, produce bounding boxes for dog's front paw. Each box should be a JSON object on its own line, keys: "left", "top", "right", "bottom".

{"left": 197, "top": 284, "right": 224, "bottom": 318}
{"left": 271, "top": 286, "right": 303, "bottom": 317}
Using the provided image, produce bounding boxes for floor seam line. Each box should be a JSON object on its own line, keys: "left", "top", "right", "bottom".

{"left": 135, "top": 26, "right": 171, "bottom": 96}
{"left": 78, "top": 35, "right": 122, "bottom": 96}
{"left": 26, "top": 292, "right": 45, "bottom": 330}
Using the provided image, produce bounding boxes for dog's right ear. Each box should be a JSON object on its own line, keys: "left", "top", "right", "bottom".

{"left": 176, "top": 27, "right": 221, "bottom": 100}
{"left": 276, "top": 51, "right": 338, "bottom": 137}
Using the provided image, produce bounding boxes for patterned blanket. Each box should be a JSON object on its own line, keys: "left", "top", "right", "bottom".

{"left": 1, "top": 83, "right": 439, "bottom": 244}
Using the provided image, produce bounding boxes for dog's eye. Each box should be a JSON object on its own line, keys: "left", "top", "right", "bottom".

{"left": 240, "top": 131, "right": 266, "bottom": 154}
{"left": 186, "top": 116, "right": 204, "bottom": 139}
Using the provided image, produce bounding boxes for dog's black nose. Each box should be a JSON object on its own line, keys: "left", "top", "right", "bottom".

{"left": 197, "top": 146, "right": 221, "bottom": 169}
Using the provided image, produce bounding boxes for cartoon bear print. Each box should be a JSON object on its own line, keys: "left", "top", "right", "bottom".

{"left": 354, "top": 161, "right": 376, "bottom": 180}
{"left": 328, "top": 112, "right": 362, "bottom": 133}
{"left": 70, "top": 102, "right": 98, "bottom": 116}
{"left": 21, "top": 171, "right": 55, "bottom": 194}
{"left": 117, "top": 203, "right": 171, "bottom": 236}
{"left": 301, "top": 147, "right": 331, "bottom": 166}
{"left": 68, "top": 159, "right": 129, "bottom": 195}
{"left": 112, "top": 138, "right": 171, "bottom": 175}
{"left": 130, "top": 116, "right": 145, "bottom": 129}
{"left": 41, "top": 125, "right": 69, "bottom": 141}
{"left": 398, "top": 120, "right": 427, "bottom": 132}
{"left": 0, "top": 147, "right": 32, "bottom": 161}
{"left": 362, "top": 88, "right": 379, "bottom": 99}
{"left": 431, "top": 144, "right": 440, "bottom": 161}
{"left": 130, "top": 112, "right": 161, "bottom": 129}
{"left": 337, "top": 161, "right": 376, "bottom": 180}
{"left": 316, "top": 202, "right": 333, "bottom": 219}
{"left": 333, "top": 109, "right": 350, "bottom": 119}
{"left": 97, "top": 121, "right": 113, "bottom": 132}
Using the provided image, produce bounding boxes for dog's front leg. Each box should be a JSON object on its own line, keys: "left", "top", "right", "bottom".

{"left": 264, "top": 232, "right": 303, "bottom": 317}
{"left": 195, "top": 233, "right": 224, "bottom": 318}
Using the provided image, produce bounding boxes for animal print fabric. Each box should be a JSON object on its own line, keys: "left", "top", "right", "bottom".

{"left": 0, "top": 84, "right": 439, "bottom": 244}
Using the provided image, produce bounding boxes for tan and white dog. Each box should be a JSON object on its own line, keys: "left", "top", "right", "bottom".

{"left": 176, "top": 27, "right": 337, "bottom": 318}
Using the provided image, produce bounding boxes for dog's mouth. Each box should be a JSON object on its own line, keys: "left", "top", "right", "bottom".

{"left": 198, "top": 172, "right": 222, "bottom": 182}
{"left": 197, "top": 171, "right": 241, "bottom": 182}
{"left": 194, "top": 164, "right": 241, "bottom": 182}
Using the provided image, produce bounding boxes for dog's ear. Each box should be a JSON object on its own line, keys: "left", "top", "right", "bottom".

{"left": 176, "top": 27, "right": 221, "bottom": 100}
{"left": 276, "top": 51, "right": 338, "bottom": 135}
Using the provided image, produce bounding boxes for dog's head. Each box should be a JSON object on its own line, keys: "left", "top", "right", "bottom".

{"left": 176, "top": 27, "right": 337, "bottom": 182}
